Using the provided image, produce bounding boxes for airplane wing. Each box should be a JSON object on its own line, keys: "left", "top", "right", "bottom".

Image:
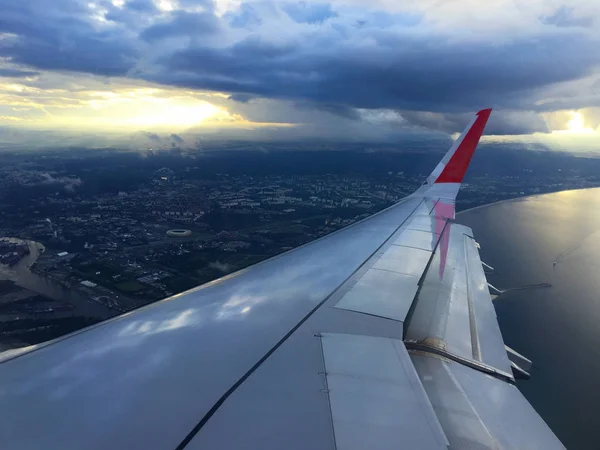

{"left": 0, "top": 109, "right": 565, "bottom": 450}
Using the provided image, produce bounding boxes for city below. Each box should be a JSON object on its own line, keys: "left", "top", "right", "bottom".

{"left": 2, "top": 142, "right": 600, "bottom": 351}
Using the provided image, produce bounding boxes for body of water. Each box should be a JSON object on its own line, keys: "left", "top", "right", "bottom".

{"left": 0, "top": 238, "right": 112, "bottom": 318}
{"left": 458, "top": 188, "right": 600, "bottom": 450}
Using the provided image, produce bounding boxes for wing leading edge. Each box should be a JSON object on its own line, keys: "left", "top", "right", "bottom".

{"left": 0, "top": 109, "right": 565, "bottom": 450}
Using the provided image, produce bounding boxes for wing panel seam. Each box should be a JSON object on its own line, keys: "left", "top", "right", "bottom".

{"left": 443, "top": 359, "right": 502, "bottom": 450}
{"left": 405, "top": 342, "right": 514, "bottom": 384}
{"left": 402, "top": 218, "right": 452, "bottom": 337}
{"left": 316, "top": 333, "right": 338, "bottom": 450}
{"left": 391, "top": 341, "right": 450, "bottom": 446}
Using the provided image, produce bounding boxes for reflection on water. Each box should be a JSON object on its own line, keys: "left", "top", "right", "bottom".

{"left": 0, "top": 238, "right": 109, "bottom": 317}
{"left": 458, "top": 188, "right": 600, "bottom": 450}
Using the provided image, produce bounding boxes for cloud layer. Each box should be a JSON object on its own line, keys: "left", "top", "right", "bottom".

{"left": 1, "top": 0, "right": 600, "bottom": 136}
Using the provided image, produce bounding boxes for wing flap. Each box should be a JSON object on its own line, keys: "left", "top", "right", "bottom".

{"left": 372, "top": 245, "right": 432, "bottom": 275}
{"left": 321, "top": 333, "right": 448, "bottom": 450}
{"left": 334, "top": 202, "right": 444, "bottom": 323}
{"left": 464, "top": 235, "right": 513, "bottom": 372}
{"left": 411, "top": 354, "right": 566, "bottom": 450}
{"left": 334, "top": 268, "right": 418, "bottom": 321}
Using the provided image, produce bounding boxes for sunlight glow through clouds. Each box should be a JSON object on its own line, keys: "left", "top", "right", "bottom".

{"left": 566, "top": 112, "right": 595, "bottom": 134}
{"left": 157, "top": 0, "right": 176, "bottom": 12}
{"left": 72, "top": 92, "right": 244, "bottom": 129}
{"left": 124, "top": 102, "right": 223, "bottom": 127}
{"left": 485, "top": 109, "right": 600, "bottom": 153}
{"left": 78, "top": 89, "right": 293, "bottom": 129}
{"left": 0, "top": 73, "right": 295, "bottom": 132}
{"left": 553, "top": 111, "right": 596, "bottom": 135}
{"left": 3, "top": 1, "right": 600, "bottom": 147}
{"left": 213, "top": 0, "right": 242, "bottom": 15}
{"left": 0, "top": 116, "right": 25, "bottom": 122}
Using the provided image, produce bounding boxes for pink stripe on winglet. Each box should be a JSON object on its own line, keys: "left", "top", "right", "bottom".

{"left": 435, "top": 109, "right": 492, "bottom": 184}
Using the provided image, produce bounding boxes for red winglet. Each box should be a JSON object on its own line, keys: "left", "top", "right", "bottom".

{"left": 435, "top": 108, "right": 492, "bottom": 183}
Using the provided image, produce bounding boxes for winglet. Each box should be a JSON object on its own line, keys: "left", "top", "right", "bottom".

{"left": 427, "top": 109, "right": 492, "bottom": 185}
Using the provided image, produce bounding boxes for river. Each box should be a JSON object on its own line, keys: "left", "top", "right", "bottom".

{"left": 0, "top": 238, "right": 113, "bottom": 318}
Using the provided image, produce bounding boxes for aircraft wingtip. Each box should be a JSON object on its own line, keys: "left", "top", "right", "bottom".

{"left": 432, "top": 108, "right": 493, "bottom": 184}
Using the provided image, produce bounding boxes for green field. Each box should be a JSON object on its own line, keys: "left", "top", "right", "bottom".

{"left": 115, "top": 280, "right": 147, "bottom": 293}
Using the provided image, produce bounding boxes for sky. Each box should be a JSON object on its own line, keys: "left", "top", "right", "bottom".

{"left": 1, "top": 0, "right": 600, "bottom": 149}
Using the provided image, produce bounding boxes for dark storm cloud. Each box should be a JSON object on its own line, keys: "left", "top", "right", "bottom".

{"left": 156, "top": 30, "right": 596, "bottom": 114}
{"left": 295, "top": 102, "right": 362, "bottom": 120}
{"left": 1, "top": 40, "right": 137, "bottom": 77}
{"left": 0, "top": 1, "right": 139, "bottom": 76}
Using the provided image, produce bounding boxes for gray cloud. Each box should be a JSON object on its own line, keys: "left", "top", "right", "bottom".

{"left": 140, "top": 10, "right": 221, "bottom": 42}
{"left": 102, "top": 0, "right": 158, "bottom": 26}
{"left": 170, "top": 133, "right": 185, "bottom": 144}
{"left": 229, "top": 93, "right": 256, "bottom": 103}
{"left": 225, "top": 4, "right": 263, "bottom": 29}
{"left": 10, "top": 170, "right": 84, "bottom": 192}
{"left": 0, "top": 1, "right": 139, "bottom": 76}
{"left": 400, "top": 110, "right": 550, "bottom": 135}
{"left": 282, "top": 2, "right": 337, "bottom": 24}
{"left": 39, "top": 173, "right": 83, "bottom": 192}
{"left": 124, "top": 0, "right": 159, "bottom": 13}
{"left": 208, "top": 261, "right": 232, "bottom": 273}
{"left": 541, "top": 6, "right": 593, "bottom": 28}
{"left": 0, "top": 68, "right": 39, "bottom": 78}
{"left": 300, "top": 102, "right": 362, "bottom": 120}
{"left": 141, "top": 131, "right": 161, "bottom": 142}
